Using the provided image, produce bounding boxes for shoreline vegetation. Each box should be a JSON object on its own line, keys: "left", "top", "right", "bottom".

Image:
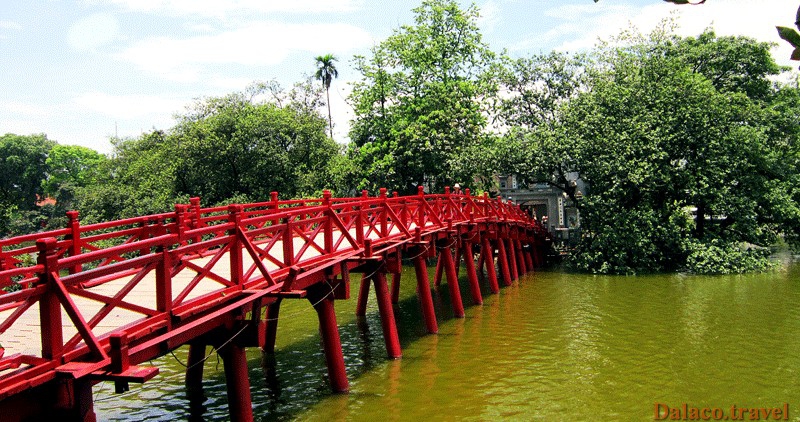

{"left": 3, "top": 0, "right": 800, "bottom": 276}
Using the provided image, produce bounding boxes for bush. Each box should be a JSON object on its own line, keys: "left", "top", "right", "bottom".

{"left": 685, "top": 239, "right": 775, "bottom": 275}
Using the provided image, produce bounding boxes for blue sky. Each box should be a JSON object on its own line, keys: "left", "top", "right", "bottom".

{"left": 1, "top": 0, "right": 798, "bottom": 154}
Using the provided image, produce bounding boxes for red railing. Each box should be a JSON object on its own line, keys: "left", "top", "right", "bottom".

{"left": 0, "top": 187, "right": 546, "bottom": 402}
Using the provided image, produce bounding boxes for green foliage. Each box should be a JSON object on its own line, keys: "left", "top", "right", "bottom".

{"left": 348, "top": 0, "right": 496, "bottom": 194}
{"left": 685, "top": 239, "right": 775, "bottom": 275}
{"left": 560, "top": 27, "right": 795, "bottom": 274}
{"left": 0, "top": 133, "right": 56, "bottom": 236}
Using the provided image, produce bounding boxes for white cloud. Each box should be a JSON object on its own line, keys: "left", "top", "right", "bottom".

{"left": 0, "top": 101, "right": 50, "bottom": 116}
{"left": 73, "top": 92, "right": 187, "bottom": 120}
{"left": 478, "top": 0, "right": 502, "bottom": 34}
{"left": 68, "top": 13, "right": 121, "bottom": 51}
{"left": 0, "top": 21, "right": 22, "bottom": 30}
{"left": 116, "top": 22, "right": 373, "bottom": 81}
{"left": 85, "top": 0, "right": 364, "bottom": 17}
{"left": 540, "top": 0, "right": 800, "bottom": 69}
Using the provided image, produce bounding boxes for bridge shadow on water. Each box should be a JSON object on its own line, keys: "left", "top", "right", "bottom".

{"left": 178, "top": 263, "right": 500, "bottom": 422}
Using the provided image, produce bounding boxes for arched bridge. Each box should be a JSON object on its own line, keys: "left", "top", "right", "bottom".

{"left": 0, "top": 187, "right": 550, "bottom": 421}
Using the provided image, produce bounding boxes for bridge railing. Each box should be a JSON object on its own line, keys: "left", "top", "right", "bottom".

{"left": 0, "top": 189, "right": 544, "bottom": 400}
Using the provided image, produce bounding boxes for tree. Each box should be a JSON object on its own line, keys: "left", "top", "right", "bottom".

{"left": 556, "top": 27, "right": 795, "bottom": 274}
{"left": 172, "top": 82, "right": 339, "bottom": 203}
{"left": 0, "top": 134, "right": 55, "bottom": 235}
{"left": 348, "top": 0, "right": 496, "bottom": 194}
{"left": 315, "top": 54, "right": 339, "bottom": 139}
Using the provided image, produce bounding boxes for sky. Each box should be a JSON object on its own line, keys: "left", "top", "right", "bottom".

{"left": 1, "top": 0, "right": 798, "bottom": 154}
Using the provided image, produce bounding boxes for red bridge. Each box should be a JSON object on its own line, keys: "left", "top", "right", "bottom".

{"left": 0, "top": 187, "right": 549, "bottom": 421}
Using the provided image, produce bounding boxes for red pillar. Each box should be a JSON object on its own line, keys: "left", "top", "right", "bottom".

{"left": 413, "top": 253, "right": 438, "bottom": 334}
{"left": 463, "top": 241, "right": 482, "bottom": 305}
{"left": 441, "top": 245, "right": 465, "bottom": 318}
{"left": 355, "top": 274, "right": 370, "bottom": 316}
{"left": 434, "top": 252, "right": 444, "bottom": 287}
{"left": 372, "top": 272, "right": 402, "bottom": 358}
{"left": 310, "top": 291, "right": 349, "bottom": 392}
{"left": 220, "top": 343, "right": 253, "bottom": 422}
{"left": 391, "top": 272, "right": 401, "bottom": 304}
{"left": 515, "top": 239, "right": 527, "bottom": 275}
{"left": 496, "top": 238, "right": 512, "bottom": 287}
{"left": 481, "top": 237, "right": 500, "bottom": 294}
{"left": 186, "top": 343, "right": 206, "bottom": 412}
{"left": 262, "top": 301, "right": 281, "bottom": 354}
{"left": 507, "top": 238, "right": 519, "bottom": 282}
{"left": 523, "top": 241, "right": 534, "bottom": 271}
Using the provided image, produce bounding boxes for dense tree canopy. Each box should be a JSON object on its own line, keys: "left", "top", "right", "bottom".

{"left": 497, "top": 26, "right": 799, "bottom": 274}
{"left": 347, "top": 0, "right": 496, "bottom": 194}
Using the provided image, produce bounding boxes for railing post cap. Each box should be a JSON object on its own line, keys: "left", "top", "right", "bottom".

{"left": 417, "top": 186, "right": 425, "bottom": 195}
{"left": 323, "top": 190, "right": 332, "bottom": 199}
{"left": 464, "top": 188, "right": 471, "bottom": 197}
{"left": 379, "top": 187, "right": 387, "bottom": 197}
{"left": 36, "top": 237, "right": 58, "bottom": 252}
{"left": 66, "top": 210, "right": 79, "bottom": 219}
{"left": 444, "top": 186, "right": 451, "bottom": 195}
{"left": 190, "top": 197, "right": 200, "bottom": 205}
{"left": 228, "top": 204, "right": 243, "bottom": 213}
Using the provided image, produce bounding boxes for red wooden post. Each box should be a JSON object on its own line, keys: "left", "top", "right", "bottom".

{"left": 155, "top": 241, "right": 173, "bottom": 316}
{"left": 309, "top": 286, "right": 349, "bottom": 392}
{"left": 523, "top": 239, "right": 534, "bottom": 271}
{"left": 507, "top": 238, "right": 519, "bottom": 281}
{"left": 379, "top": 188, "right": 388, "bottom": 238}
{"left": 440, "top": 239, "right": 464, "bottom": 318}
{"left": 323, "top": 190, "right": 333, "bottom": 254}
{"left": 496, "top": 237, "right": 512, "bottom": 287}
{"left": 355, "top": 274, "right": 370, "bottom": 317}
{"left": 463, "top": 239, "right": 482, "bottom": 305}
{"left": 515, "top": 238, "right": 527, "bottom": 275}
{"left": 372, "top": 272, "right": 402, "bottom": 358}
{"left": 66, "top": 210, "right": 82, "bottom": 274}
{"left": 282, "top": 214, "right": 294, "bottom": 267}
{"left": 263, "top": 301, "right": 282, "bottom": 354}
{"left": 186, "top": 343, "right": 206, "bottom": 415}
{"left": 417, "top": 185, "right": 426, "bottom": 228}
{"left": 37, "top": 238, "right": 62, "bottom": 360}
{"left": 228, "top": 205, "right": 244, "bottom": 287}
{"left": 433, "top": 252, "right": 444, "bottom": 287}
{"left": 220, "top": 342, "right": 253, "bottom": 422}
{"left": 390, "top": 272, "right": 401, "bottom": 305}
{"left": 413, "top": 250, "right": 438, "bottom": 334}
{"left": 190, "top": 197, "right": 202, "bottom": 244}
{"left": 481, "top": 236, "right": 500, "bottom": 294}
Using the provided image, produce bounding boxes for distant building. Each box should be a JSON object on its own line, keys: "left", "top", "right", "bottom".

{"left": 495, "top": 174, "right": 585, "bottom": 246}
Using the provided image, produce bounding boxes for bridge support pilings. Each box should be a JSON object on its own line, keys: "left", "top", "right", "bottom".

{"left": 262, "top": 300, "right": 282, "bottom": 354}
{"left": 507, "top": 238, "right": 519, "bottom": 282}
{"left": 496, "top": 238, "right": 512, "bottom": 287}
{"left": 434, "top": 252, "right": 444, "bottom": 287}
{"left": 219, "top": 342, "right": 253, "bottom": 422}
{"left": 371, "top": 271, "right": 402, "bottom": 359}
{"left": 355, "top": 274, "right": 370, "bottom": 317}
{"left": 413, "top": 252, "right": 439, "bottom": 334}
{"left": 523, "top": 241, "right": 534, "bottom": 272}
{"left": 481, "top": 237, "right": 500, "bottom": 294}
{"left": 515, "top": 239, "right": 527, "bottom": 275}
{"left": 440, "top": 242, "right": 465, "bottom": 318}
{"left": 462, "top": 239, "right": 483, "bottom": 305}
{"left": 308, "top": 285, "right": 349, "bottom": 393}
{"left": 391, "top": 272, "right": 401, "bottom": 305}
{"left": 185, "top": 343, "right": 207, "bottom": 415}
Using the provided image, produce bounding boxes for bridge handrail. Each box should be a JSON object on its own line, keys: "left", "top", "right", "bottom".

{"left": 0, "top": 189, "right": 545, "bottom": 400}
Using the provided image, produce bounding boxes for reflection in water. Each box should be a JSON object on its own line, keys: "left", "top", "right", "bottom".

{"left": 93, "top": 262, "right": 800, "bottom": 421}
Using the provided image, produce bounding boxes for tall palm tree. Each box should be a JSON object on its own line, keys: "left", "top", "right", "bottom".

{"left": 314, "top": 54, "right": 339, "bottom": 139}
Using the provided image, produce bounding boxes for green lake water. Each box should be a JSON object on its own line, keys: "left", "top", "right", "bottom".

{"left": 94, "top": 261, "right": 800, "bottom": 421}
